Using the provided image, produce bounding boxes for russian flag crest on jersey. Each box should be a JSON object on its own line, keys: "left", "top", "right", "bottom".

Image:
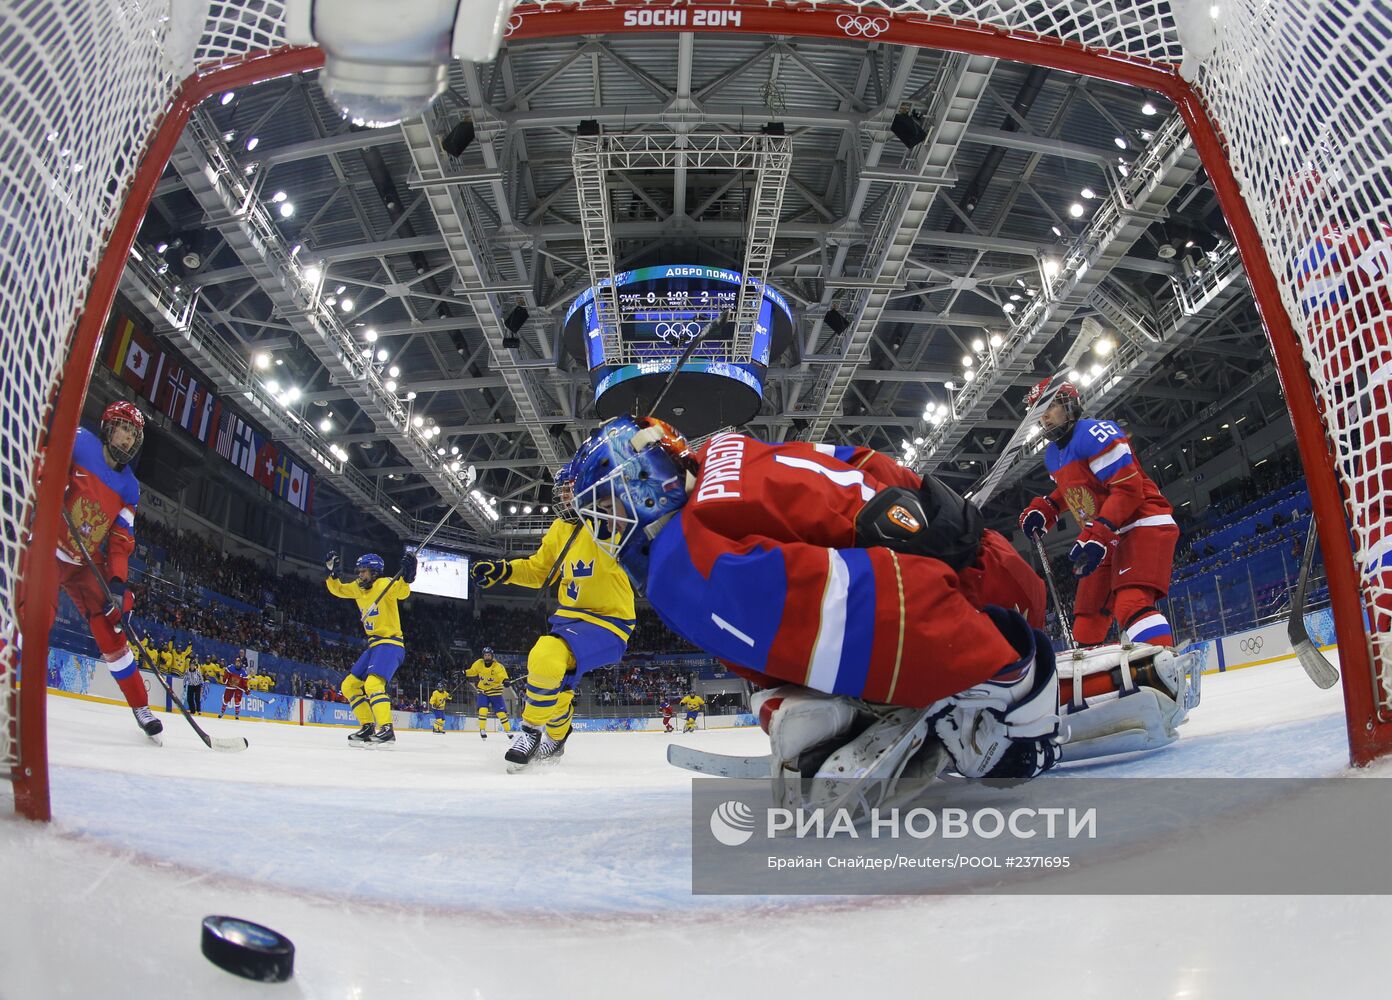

{"left": 1044, "top": 419, "right": 1171, "bottom": 529}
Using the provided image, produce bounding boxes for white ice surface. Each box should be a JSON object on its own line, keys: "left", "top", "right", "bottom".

{"left": 4, "top": 655, "right": 1389, "bottom": 999}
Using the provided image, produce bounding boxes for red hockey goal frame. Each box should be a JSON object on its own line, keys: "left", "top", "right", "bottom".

{"left": 8, "top": 1, "right": 1389, "bottom": 822}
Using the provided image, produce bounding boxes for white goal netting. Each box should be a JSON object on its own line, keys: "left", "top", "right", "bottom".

{"left": 2, "top": 0, "right": 1390, "bottom": 809}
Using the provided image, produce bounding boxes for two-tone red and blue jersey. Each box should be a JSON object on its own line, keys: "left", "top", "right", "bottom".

{"left": 58, "top": 427, "right": 139, "bottom": 582}
{"left": 641, "top": 434, "right": 1044, "bottom": 708}
{"left": 1043, "top": 419, "right": 1172, "bottom": 533}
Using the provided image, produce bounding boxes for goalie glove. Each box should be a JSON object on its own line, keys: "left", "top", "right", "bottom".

{"left": 930, "top": 606, "right": 1061, "bottom": 784}
{"left": 471, "top": 559, "right": 511, "bottom": 588}
{"left": 1019, "top": 496, "right": 1060, "bottom": 539}
{"left": 1068, "top": 516, "right": 1119, "bottom": 577}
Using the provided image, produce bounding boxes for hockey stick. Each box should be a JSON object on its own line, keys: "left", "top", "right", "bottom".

{"left": 1287, "top": 515, "right": 1339, "bottom": 689}
{"left": 359, "top": 472, "right": 473, "bottom": 624}
{"left": 643, "top": 310, "right": 728, "bottom": 419}
{"left": 532, "top": 521, "right": 583, "bottom": 610}
{"left": 1032, "top": 532, "right": 1078, "bottom": 651}
{"left": 59, "top": 507, "right": 248, "bottom": 752}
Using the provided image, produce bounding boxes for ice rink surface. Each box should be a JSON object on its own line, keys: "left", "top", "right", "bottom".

{"left": 4, "top": 655, "right": 1390, "bottom": 998}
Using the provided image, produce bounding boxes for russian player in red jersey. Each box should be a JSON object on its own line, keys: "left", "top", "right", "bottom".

{"left": 49, "top": 401, "right": 162, "bottom": 740}
{"left": 219, "top": 654, "right": 249, "bottom": 720}
{"left": 1019, "top": 380, "right": 1178, "bottom": 649}
{"left": 571, "top": 415, "right": 1061, "bottom": 791}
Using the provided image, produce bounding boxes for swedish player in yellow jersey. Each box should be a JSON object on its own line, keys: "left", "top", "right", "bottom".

{"left": 472, "top": 460, "right": 635, "bottom": 770}
{"left": 679, "top": 693, "right": 705, "bottom": 733}
{"left": 428, "top": 683, "right": 450, "bottom": 735}
{"left": 465, "top": 647, "right": 512, "bottom": 739}
{"left": 326, "top": 550, "right": 416, "bottom": 747}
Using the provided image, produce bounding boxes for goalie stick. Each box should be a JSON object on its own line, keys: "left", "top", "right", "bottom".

{"left": 667, "top": 744, "right": 774, "bottom": 779}
{"left": 59, "top": 507, "right": 249, "bottom": 752}
{"left": 1287, "top": 515, "right": 1339, "bottom": 689}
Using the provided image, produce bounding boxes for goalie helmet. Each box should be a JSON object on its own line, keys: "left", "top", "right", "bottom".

{"left": 100, "top": 400, "right": 145, "bottom": 467}
{"left": 571, "top": 414, "right": 696, "bottom": 590}
{"left": 1026, "top": 378, "right": 1082, "bottom": 442}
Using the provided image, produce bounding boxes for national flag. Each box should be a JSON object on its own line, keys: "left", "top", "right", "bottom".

{"left": 144, "top": 350, "right": 166, "bottom": 403}
{"left": 194, "top": 392, "right": 219, "bottom": 445}
{"left": 155, "top": 362, "right": 190, "bottom": 418}
{"left": 287, "top": 461, "right": 312, "bottom": 512}
{"left": 227, "top": 418, "right": 259, "bottom": 476}
{"left": 215, "top": 411, "right": 238, "bottom": 462}
{"left": 177, "top": 379, "right": 204, "bottom": 431}
{"left": 254, "top": 441, "right": 278, "bottom": 490}
{"left": 274, "top": 452, "right": 291, "bottom": 499}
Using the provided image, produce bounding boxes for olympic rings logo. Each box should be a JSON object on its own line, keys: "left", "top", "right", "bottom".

{"left": 1239, "top": 636, "right": 1265, "bottom": 653}
{"left": 504, "top": 13, "right": 524, "bottom": 37}
{"left": 836, "top": 14, "right": 890, "bottom": 38}
{"left": 654, "top": 321, "right": 702, "bottom": 343}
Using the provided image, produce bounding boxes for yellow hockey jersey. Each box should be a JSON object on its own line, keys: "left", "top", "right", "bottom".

{"left": 429, "top": 689, "right": 450, "bottom": 710}
{"left": 504, "top": 519, "right": 636, "bottom": 640}
{"left": 326, "top": 575, "right": 411, "bottom": 645}
{"left": 466, "top": 660, "right": 509, "bottom": 695}
{"left": 680, "top": 695, "right": 705, "bottom": 713}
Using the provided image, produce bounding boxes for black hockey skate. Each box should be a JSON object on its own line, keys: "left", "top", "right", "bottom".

{"left": 367, "top": 723, "right": 396, "bottom": 748}
{"left": 505, "top": 726, "right": 542, "bottom": 772}
{"left": 133, "top": 706, "right": 163, "bottom": 745}
{"left": 538, "top": 729, "right": 569, "bottom": 761}
{"left": 347, "top": 722, "right": 375, "bottom": 746}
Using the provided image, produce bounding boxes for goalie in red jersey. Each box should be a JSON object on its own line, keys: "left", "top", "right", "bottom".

{"left": 570, "top": 415, "right": 1062, "bottom": 810}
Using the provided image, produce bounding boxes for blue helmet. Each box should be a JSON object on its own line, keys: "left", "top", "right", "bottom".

{"left": 482, "top": 646, "right": 494, "bottom": 656}
{"left": 553, "top": 456, "right": 580, "bottom": 524}
{"left": 571, "top": 415, "right": 694, "bottom": 589}
{"left": 355, "top": 553, "right": 386, "bottom": 575}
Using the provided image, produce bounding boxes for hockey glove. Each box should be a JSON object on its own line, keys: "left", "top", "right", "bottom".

{"left": 103, "top": 578, "right": 133, "bottom": 634}
{"left": 1019, "top": 496, "right": 1060, "bottom": 539}
{"left": 400, "top": 553, "right": 418, "bottom": 584}
{"left": 325, "top": 551, "right": 340, "bottom": 576}
{"left": 1069, "top": 516, "right": 1119, "bottom": 577}
{"left": 471, "top": 559, "right": 510, "bottom": 588}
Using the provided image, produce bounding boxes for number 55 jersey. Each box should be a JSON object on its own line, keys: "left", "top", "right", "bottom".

{"left": 1042, "top": 418, "right": 1173, "bottom": 533}
{"left": 643, "top": 433, "right": 1045, "bottom": 708}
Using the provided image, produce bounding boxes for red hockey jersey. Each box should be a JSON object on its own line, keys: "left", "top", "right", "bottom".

{"left": 1043, "top": 419, "right": 1173, "bottom": 532}
{"left": 58, "top": 427, "right": 139, "bottom": 582}
{"left": 643, "top": 435, "right": 1044, "bottom": 708}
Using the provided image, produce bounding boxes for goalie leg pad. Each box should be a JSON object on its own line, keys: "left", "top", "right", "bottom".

{"left": 1057, "top": 645, "right": 1202, "bottom": 760}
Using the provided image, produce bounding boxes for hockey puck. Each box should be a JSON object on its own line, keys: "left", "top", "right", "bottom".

{"left": 201, "top": 915, "right": 295, "bottom": 982}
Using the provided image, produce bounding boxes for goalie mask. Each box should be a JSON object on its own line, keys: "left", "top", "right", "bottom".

{"left": 100, "top": 400, "right": 145, "bottom": 467}
{"left": 571, "top": 414, "right": 696, "bottom": 589}
{"left": 1026, "top": 378, "right": 1082, "bottom": 443}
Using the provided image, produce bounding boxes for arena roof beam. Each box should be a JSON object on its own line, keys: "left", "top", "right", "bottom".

{"left": 913, "top": 115, "right": 1203, "bottom": 474}
{"left": 400, "top": 93, "right": 566, "bottom": 473}
{"left": 165, "top": 111, "right": 488, "bottom": 531}
{"left": 801, "top": 51, "right": 997, "bottom": 441}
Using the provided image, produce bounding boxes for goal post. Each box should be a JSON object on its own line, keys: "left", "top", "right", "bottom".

{"left": 5, "top": 1, "right": 1391, "bottom": 822}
